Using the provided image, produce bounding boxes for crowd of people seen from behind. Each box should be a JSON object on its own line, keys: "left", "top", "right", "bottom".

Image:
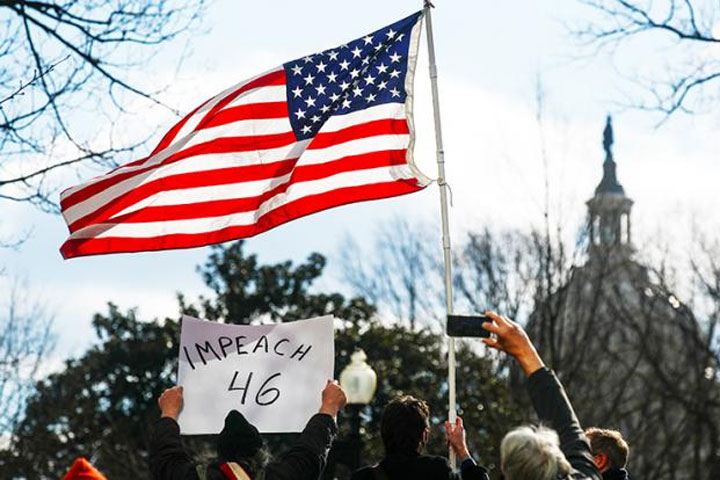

{"left": 62, "top": 312, "right": 633, "bottom": 480}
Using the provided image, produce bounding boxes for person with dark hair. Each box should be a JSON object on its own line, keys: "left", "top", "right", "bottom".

{"left": 351, "top": 395, "right": 489, "bottom": 480}
{"left": 584, "top": 428, "right": 630, "bottom": 480}
{"left": 149, "top": 380, "right": 347, "bottom": 480}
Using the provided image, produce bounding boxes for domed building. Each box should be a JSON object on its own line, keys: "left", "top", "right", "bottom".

{"left": 523, "top": 117, "right": 719, "bottom": 480}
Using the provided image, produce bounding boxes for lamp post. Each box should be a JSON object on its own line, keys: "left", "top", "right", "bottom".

{"left": 323, "top": 350, "right": 377, "bottom": 479}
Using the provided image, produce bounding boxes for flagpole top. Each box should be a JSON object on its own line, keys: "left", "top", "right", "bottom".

{"left": 424, "top": 0, "right": 435, "bottom": 8}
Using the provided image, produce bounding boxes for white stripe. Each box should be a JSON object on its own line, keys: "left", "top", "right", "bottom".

{"left": 60, "top": 68, "right": 284, "bottom": 201}
{"left": 224, "top": 85, "right": 286, "bottom": 108}
{"left": 194, "top": 116, "right": 291, "bottom": 138}
{"left": 302, "top": 134, "right": 409, "bottom": 164}
{"left": 69, "top": 166, "right": 417, "bottom": 239}
{"left": 320, "top": 102, "right": 405, "bottom": 132}
{"left": 403, "top": 13, "right": 432, "bottom": 186}
{"left": 63, "top": 134, "right": 407, "bottom": 225}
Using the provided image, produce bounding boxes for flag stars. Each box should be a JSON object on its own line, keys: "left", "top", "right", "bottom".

{"left": 286, "top": 16, "right": 413, "bottom": 137}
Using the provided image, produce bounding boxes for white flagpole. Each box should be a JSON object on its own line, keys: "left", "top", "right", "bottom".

{"left": 423, "top": 1, "right": 457, "bottom": 468}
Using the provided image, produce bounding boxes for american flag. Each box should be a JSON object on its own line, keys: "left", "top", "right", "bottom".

{"left": 60, "top": 11, "right": 429, "bottom": 258}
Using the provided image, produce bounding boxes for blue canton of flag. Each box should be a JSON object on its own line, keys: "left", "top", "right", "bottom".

{"left": 284, "top": 11, "right": 422, "bottom": 140}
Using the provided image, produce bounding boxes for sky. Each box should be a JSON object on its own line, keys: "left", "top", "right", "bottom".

{"left": 1, "top": 0, "right": 719, "bottom": 363}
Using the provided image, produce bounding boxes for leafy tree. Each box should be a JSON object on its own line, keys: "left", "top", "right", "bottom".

{"left": 0, "top": 241, "right": 521, "bottom": 479}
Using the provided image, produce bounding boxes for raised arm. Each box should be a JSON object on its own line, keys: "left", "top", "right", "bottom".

{"left": 265, "top": 380, "right": 347, "bottom": 480}
{"left": 149, "top": 386, "right": 198, "bottom": 480}
{"left": 482, "top": 312, "right": 601, "bottom": 480}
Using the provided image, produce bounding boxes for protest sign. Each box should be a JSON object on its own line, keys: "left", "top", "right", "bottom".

{"left": 176, "top": 315, "right": 334, "bottom": 434}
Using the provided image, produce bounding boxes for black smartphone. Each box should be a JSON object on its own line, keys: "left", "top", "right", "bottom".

{"left": 446, "top": 314, "right": 493, "bottom": 338}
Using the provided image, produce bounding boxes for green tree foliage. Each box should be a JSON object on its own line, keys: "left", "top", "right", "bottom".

{"left": 0, "top": 241, "right": 521, "bottom": 479}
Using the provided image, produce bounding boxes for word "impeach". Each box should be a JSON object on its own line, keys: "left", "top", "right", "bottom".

{"left": 183, "top": 334, "right": 313, "bottom": 370}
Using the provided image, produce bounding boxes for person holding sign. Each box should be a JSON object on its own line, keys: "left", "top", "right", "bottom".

{"left": 149, "top": 380, "right": 347, "bottom": 480}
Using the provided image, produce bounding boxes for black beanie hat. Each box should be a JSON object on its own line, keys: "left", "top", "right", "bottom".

{"left": 217, "top": 410, "right": 264, "bottom": 461}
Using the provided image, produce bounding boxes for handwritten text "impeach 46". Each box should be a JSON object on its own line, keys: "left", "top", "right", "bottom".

{"left": 183, "top": 334, "right": 313, "bottom": 370}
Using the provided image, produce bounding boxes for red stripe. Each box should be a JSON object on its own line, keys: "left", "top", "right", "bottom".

{"left": 60, "top": 131, "right": 297, "bottom": 212}
{"left": 309, "top": 118, "right": 408, "bottom": 149}
{"left": 61, "top": 117, "right": 406, "bottom": 213}
{"left": 195, "top": 70, "right": 285, "bottom": 131}
{"left": 78, "top": 150, "right": 410, "bottom": 226}
{"left": 60, "top": 180, "right": 424, "bottom": 258}
{"left": 219, "top": 463, "right": 239, "bottom": 480}
{"left": 199, "top": 102, "right": 288, "bottom": 130}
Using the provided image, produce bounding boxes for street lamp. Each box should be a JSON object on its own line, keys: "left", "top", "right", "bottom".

{"left": 323, "top": 350, "right": 377, "bottom": 479}
{"left": 340, "top": 350, "right": 377, "bottom": 404}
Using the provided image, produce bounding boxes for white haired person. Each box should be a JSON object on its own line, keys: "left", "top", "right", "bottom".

{"left": 454, "top": 312, "right": 601, "bottom": 480}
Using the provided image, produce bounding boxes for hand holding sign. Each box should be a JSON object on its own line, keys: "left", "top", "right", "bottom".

{"left": 318, "top": 380, "right": 348, "bottom": 419}
{"left": 177, "top": 315, "right": 335, "bottom": 434}
{"left": 158, "top": 386, "right": 184, "bottom": 421}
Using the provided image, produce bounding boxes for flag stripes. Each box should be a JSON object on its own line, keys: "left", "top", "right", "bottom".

{"left": 60, "top": 11, "right": 428, "bottom": 258}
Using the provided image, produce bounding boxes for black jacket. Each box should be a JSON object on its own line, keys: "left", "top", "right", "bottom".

{"left": 351, "top": 452, "right": 489, "bottom": 480}
{"left": 525, "top": 367, "right": 602, "bottom": 480}
{"left": 149, "top": 413, "right": 338, "bottom": 480}
{"left": 602, "top": 468, "right": 629, "bottom": 480}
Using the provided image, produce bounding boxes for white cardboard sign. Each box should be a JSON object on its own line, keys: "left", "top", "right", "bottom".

{"left": 177, "top": 314, "right": 334, "bottom": 434}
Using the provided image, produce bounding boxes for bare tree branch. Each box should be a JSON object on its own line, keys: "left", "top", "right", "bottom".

{"left": 573, "top": 0, "right": 720, "bottom": 120}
